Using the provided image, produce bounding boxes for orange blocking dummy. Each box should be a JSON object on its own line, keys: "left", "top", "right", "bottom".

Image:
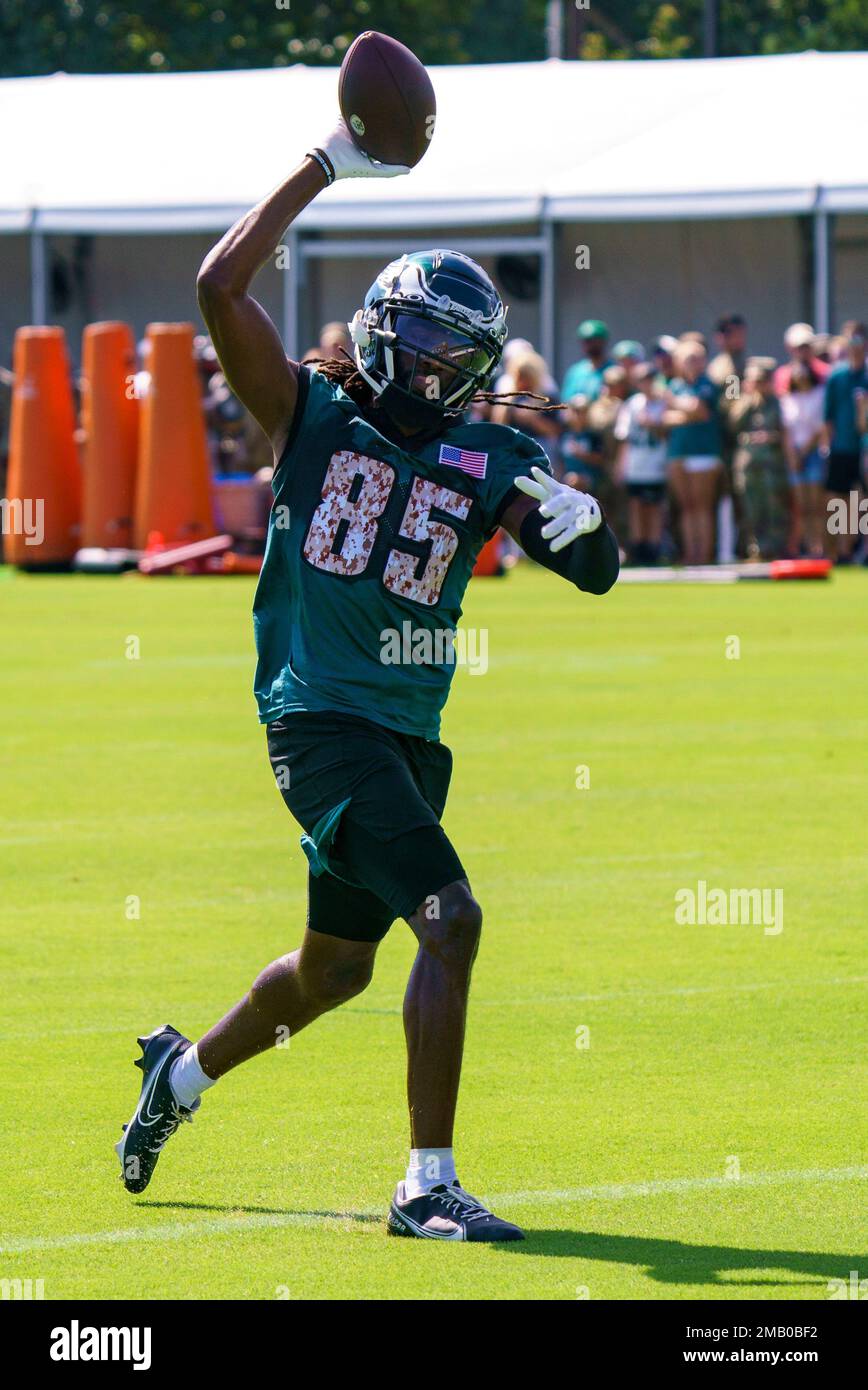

{"left": 133, "top": 323, "right": 214, "bottom": 550}
{"left": 79, "top": 321, "right": 139, "bottom": 550}
{"left": 5, "top": 326, "right": 81, "bottom": 566}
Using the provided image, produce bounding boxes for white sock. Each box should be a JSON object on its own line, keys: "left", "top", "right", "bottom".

{"left": 405, "top": 1147, "right": 457, "bottom": 1198}
{"left": 169, "top": 1043, "right": 216, "bottom": 1110}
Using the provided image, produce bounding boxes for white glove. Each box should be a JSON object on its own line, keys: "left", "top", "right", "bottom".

{"left": 514, "top": 465, "right": 602, "bottom": 552}
{"left": 309, "top": 118, "right": 411, "bottom": 182}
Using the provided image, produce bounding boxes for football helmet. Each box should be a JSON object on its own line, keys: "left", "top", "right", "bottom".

{"left": 349, "top": 249, "right": 508, "bottom": 433}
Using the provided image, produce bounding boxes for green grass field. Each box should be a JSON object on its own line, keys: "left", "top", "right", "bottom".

{"left": 0, "top": 563, "right": 865, "bottom": 1301}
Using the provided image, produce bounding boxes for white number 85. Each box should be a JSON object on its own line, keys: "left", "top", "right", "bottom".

{"left": 302, "top": 450, "right": 471, "bottom": 607}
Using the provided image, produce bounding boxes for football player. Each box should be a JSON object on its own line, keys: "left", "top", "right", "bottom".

{"left": 116, "top": 118, "right": 619, "bottom": 1242}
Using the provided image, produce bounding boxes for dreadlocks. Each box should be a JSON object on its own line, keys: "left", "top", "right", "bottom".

{"left": 305, "top": 351, "right": 564, "bottom": 419}
{"left": 304, "top": 349, "right": 374, "bottom": 407}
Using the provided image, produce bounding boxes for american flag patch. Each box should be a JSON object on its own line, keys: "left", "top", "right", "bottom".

{"left": 438, "top": 444, "right": 488, "bottom": 479}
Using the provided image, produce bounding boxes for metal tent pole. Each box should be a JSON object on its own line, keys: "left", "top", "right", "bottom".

{"left": 539, "top": 211, "right": 556, "bottom": 379}
{"left": 704, "top": 0, "right": 720, "bottom": 58}
{"left": 813, "top": 205, "right": 832, "bottom": 335}
{"left": 282, "top": 226, "right": 300, "bottom": 359}
{"left": 30, "top": 219, "right": 47, "bottom": 325}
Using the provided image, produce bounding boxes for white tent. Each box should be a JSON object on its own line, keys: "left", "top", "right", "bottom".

{"left": 2, "top": 50, "right": 867, "bottom": 230}
{"left": 1, "top": 50, "right": 866, "bottom": 362}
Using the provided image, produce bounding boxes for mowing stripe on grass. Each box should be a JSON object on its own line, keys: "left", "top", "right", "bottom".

{"left": 2, "top": 1166, "right": 864, "bottom": 1255}
{"left": 471, "top": 974, "right": 868, "bottom": 1010}
{"left": 489, "top": 1165, "right": 868, "bottom": 1207}
{"left": 350, "top": 973, "right": 868, "bottom": 1015}
{"left": 4, "top": 973, "right": 862, "bottom": 1042}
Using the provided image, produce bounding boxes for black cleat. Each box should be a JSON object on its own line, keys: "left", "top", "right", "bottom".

{"left": 387, "top": 1181, "right": 525, "bottom": 1242}
{"left": 115, "top": 1024, "right": 197, "bottom": 1194}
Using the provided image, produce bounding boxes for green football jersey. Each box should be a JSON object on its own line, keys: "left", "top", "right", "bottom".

{"left": 253, "top": 367, "right": 550, "bottom": 740}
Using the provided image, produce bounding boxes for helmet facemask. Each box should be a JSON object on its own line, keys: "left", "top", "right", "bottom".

{"left": 349, "top": 251, "right": 508, "bottom": 435}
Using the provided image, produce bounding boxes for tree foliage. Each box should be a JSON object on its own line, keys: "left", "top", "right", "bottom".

{"left": 576, "top": 2, "right": 868, "bottom": 60}
{"left": 0, "top": 1, "right": 547, "bottom": 76}
{"left": 1, "top": 0, "right": 866, "bottom": 77}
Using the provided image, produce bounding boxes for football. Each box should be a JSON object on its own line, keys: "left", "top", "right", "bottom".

{"left": 338, "top": 30, "right": 436, "bottom": 168}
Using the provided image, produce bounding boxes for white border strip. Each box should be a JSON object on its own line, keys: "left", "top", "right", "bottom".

{"left": 2, "top": 1166, "right": 864, "bottom": 1255}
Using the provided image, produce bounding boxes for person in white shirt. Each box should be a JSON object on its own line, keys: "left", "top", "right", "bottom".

{"left": 780, "top": 360, "right": 827, "bottom": 557}
{"left": 614, "top": 363, "right": 669, "bottom": 564}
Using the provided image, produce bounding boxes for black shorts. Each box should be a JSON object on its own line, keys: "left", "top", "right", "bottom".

{"left": 627, "top": 482, "right": 666, "bottom": 504}
{"left": 266, "top": 711, "right": 466, "bottom": 942}
{"left": 825, "top": 452, "right": 862, "bottom": 495}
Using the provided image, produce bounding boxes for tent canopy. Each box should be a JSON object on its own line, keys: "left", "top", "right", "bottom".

{"left": 1, "top": 49, "right": 866, "bottom": 233}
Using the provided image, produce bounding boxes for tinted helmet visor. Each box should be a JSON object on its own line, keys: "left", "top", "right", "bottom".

{"left": 387, "top": 312, "right": 495, "bottom": 406}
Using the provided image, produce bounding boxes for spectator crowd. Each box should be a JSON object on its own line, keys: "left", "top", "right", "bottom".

{"left": 1, "top": 313, "right": 866, "bottom": 569}
{"left": 483, "top": 315, "right": 868, "bottom": 567}
{"left": 188, "top": 312, "right": 868, "bottom": 569}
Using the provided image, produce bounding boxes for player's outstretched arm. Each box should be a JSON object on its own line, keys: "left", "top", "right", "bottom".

{"left": 197, "top": 121, "right": 409, "bottom": 458}
{"left": 502, "top": 467, "right": 620, "bottom": 595}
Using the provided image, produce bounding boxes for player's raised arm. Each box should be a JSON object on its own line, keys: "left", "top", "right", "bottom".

{"left": 502, "top": 466, "right": 620, "bottom": 595}
{"left": 196, "top": 123, "right": 409, "bottom": 458}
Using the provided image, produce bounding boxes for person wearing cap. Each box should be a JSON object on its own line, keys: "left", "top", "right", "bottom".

{"left": 822, "top": 326, "right": 868, "bottom": 560}
{"left": 773, "top": 324, "right": 830, "bottom": 397}
{"left": 662, "top": 341, "right": 722, "bottom": 565}
{"left": 612, "top": 340, "right": 645, "bottom": 380}
{"left": 730, "top": 357, "right": 789, "bottom": 561}
{"left": 561, "top": 319, "right": 613, "bottom": 404}
{"left": 781, "top": 360, "right": 828, "bottom": 558}
{"left": 613, "top": 362, "right": 669, "bottom": 565}
{"left": 652, "top": 336, "right": 678, "bottom": 384}
{"left": 708, "top": 314, "right": 748, "bottom": 391}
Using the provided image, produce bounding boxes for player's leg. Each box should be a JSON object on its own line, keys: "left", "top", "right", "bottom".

{"left": 323, "top": 813, "right": 477, "bottom": 1156}
{"left": 195, "top": 928, "right": 379, "bottom": 1080}
{"left": 194, "top": 868, "right": 390, "bottom": 1078}
{"left": 188, "top": 710, "right": 394, "bottom": 1080}
{"left": 402, "top": 877, "right": 481, "bottom": 1150}
{"left": 386, "top": 868, "right": 522, "bottom": 1241}
{"left": 316, "top": 752, "right": 478, "bottom": 1152}
{"left": 321, "top": 781, "right": 521, "bottom": 1241}
{"left": 115, "top": 870, "right": 391, "bottom": 1194}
